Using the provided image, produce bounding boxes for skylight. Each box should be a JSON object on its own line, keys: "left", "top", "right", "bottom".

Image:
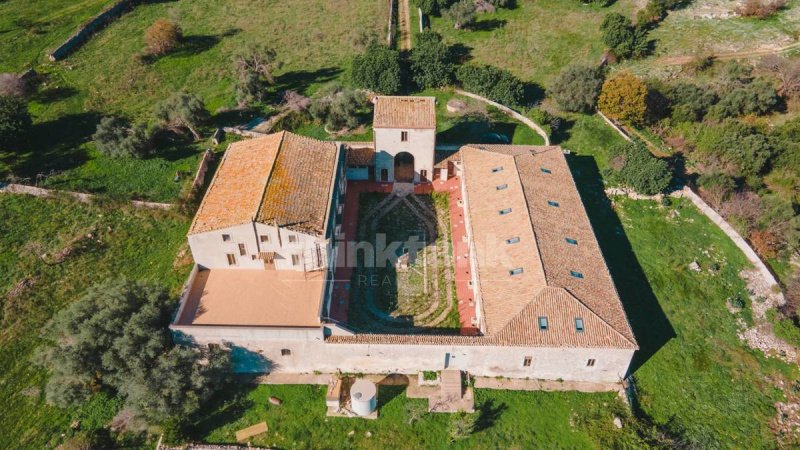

{"left": 565, "top": 238, "right": 578, "bottom": 245}
{"left": 575, "top": 317, "right": 584, "bottom": 332}
{"left": 492, "top": 166, "right": 504, "bottom": 173}
{"left": 506, "top": 237, "right": 520, "bottom": 244}
{"left": 540, "top": 167, "right": 552, "bottom": 174}
{"left": 538, "top": 316, "right": 548, "bottom": 331}
{"left": 570, "top": 270, "right": 584, "bottom": 279}
{"left": 510, "top": 268, "right": 524, "bottom": 276}
{"left": 496, "top": 183, "right": 508, "bottom": 190}
{"left": 547, "top": 200, "right": 560, "bottom": 207}
{"left": 499, "top": 208, "right": 512, "bottom": 215}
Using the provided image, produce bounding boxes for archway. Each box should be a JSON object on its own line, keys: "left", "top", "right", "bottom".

{"left": 394, "top": 152, "right": 415, "bottom": 182}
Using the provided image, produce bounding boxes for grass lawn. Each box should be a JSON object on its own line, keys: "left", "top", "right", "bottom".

{"left": 190, "top": 384, "right": 640, "bottom": 448}
{"left": 0, "top": 0, "right": 115, "bottom": 72}
{"left": 426, "top": 0, "right": 639, "bottom": 87}
{"left": 0, "top": 194, "right": 192, "bottom": 448}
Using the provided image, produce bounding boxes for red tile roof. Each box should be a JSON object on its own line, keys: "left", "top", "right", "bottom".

{"left": 373, "top": 96, "right": 436, "bottom": 129}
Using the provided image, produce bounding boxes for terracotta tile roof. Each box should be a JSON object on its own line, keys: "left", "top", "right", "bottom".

{"left": 460, "top": 144, "right": 637, "bottom": 348}
{"left": 344, "top": 144, "right": 375, "bottom": 166}
{"left": 257, "top": 132, "right": 340, "bottom": 235}
{"left": 373, "top": 96, "right": 436, "bottom": 129}
{"left": 188, "top": 133, "right": 282, "bottom": 235}
{"left": 177, "top": 269, "right": 324, "bottom": 327}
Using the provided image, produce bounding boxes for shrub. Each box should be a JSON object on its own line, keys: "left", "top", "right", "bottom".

{"left": 736, "top": 0, "right": 787, "bottom": 18}
{"left": 749, "top": 229, "right": 781, "bottom": 258}
{"left": 456, "top": 64, "right": 525, "bottom": 106}
{"left": 598, "top": 72, "right": 648, "bottom": 125}
{"left": 664, "top": 83, "right": 718, "bottom": 123}
{"left": 708, "top": 79, "right": 780, "bottom": 119}
{"left": 351, "top": 43, "right": 403, "bottom": 94}
{"left": 606, "top": 139, "right": 672, "bottom": 194}
{"left": 548, "top": 65, "right": 605, "bottom": 113}
{"left": 144, "top": 19, "right": 182, "bottom": 56}
{"left": 154, "top": 91, "right": 208, "bottom": 140}
{"left": 697, "top": 172, "right": 736, "bottom": 207}
{"left": 423, "top": 370, "right": 439, "bottom": 381}
{"left": 0, "top": 94, "right": 32, "bottom": 149}
{"left": 414, "top": 0, "right": 455, "bottom": 16}
{"left": 310, "top": 86, "right": 368, "bottom": 131}
{"left": 93, "top": 117, "right": 153, "bottom": 158}
{"left": 759, "top": 55, "right": 800, "bottom": 98}
{"left": 444, "top": 0, "right": 477, "bottom": 29}
{"left": 449, "top": 412, "right": 478, "bottom": 441}
{"left": 411, "top": 31, "right": 455, "bottom": 89}
{"left": 600, "top": 13, "right": 650, "bottom": 59}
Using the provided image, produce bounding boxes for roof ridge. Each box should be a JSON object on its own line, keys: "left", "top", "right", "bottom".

{"left": 253, "top": 131, "right": 287, "bottom": 222}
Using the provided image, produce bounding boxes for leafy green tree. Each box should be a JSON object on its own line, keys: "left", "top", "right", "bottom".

{"left": 664, "top": 83, "right": 718, "bottom": 123}
{"left": 154, "top": 91, "right": 208, "bottom": 140}
{"left": 708, "top": 79, "right": 780, "bottom": 119}
{"left": 37, "top": 278, "right": 231, "bottom": 427}
{"left": 444, "top": 0, "right": 477, "bottom": 29}
{"left": 410, "top": 31, "right": 455, "bottom": 89}
{"left": 607, "top": 139, "right": 672, "bottom": 194}
{"left": 414, "top": 0, "right": 455, "bottom": 15}
{"left": 93, "top": 117, "right": 153, "bottom": 158}
{"left": 351, "top": 43, "right": 403, "bottom": 94}
{"left": 0, "top": 94, "right": 31, "bottom": 149}
{"left": 548, "top": 65, "right": 605, "bottom": 113}
{"left": 600, "top": 13, "right": 650, "bottom": 59}
{"left": 598, "top": 71, "right": 648, "bottom": 125}
{"left": 456, "top": 64, "right": 525, "bottom": 106}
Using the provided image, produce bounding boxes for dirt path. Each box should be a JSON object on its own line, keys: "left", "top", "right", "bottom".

{"left": 397, "top": 0, "right": 412, "bottom": 51}
{"left": 655, "top": 41, "right": 800, "bottom": 66}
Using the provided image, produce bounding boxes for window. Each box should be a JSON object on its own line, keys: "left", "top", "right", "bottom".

{"left": 538, "top": 316, "right": 548, "bottom": 331}
{"left": 401, "top": 131, "right": 408, "bottom": 142}
{"left": 292, "top": 254, "right": 301, "bottom": 266}
{"left": 288, "top": 235, "right": 297, "bottom": 243}
{"left": 226, "top": 253, "right": 237, "bottom": 266}
{"left": 238, "top": 243, "right": 246, "bottom": 256}
{"left": 570, "top": 270, "right": 584, "bottom": 279}
{"left": 492, "top": 166, "right": 503, "bottom": 173}
{"left": 222, "top": 234, "right": 231, "bottom": 242}
{"left": 540, "top": 167, "right": 552, "bottom": 174}
{"left": 260, "top": 235, "right": 270, "bottom": 243}
{"left": 499, "top": 208, "right": 512, "bottom": 215}
{"left": 565, "top": 238, "right": 578, "bottom": 245}
{"left": 523, "top": 356, "right": 532, "bottom": 367}
{"left": 506, "top": 237, "right": 520, "bottom": 244}
{"left": 420, "top": 169, "right": 428, "bottom": 180}
{"left": 281, "top": 349, "right": 291, "bottom": 356}
{"left": 547, "top": 200, "right": 560, "bottom": 207}
{"left": 587, "top": 358, "right": 596, "bottom": 367}
{"left": 496, "top": 183, "right": 508, "bottom": 190}
{"left": 575, "top": 317, "right": 585, "bottom": 332}
{"left": 510, "top": 267, "right": 524, "bottom": 276}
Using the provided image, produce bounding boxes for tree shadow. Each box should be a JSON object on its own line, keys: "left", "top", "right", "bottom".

{"left": 470, "top": 19, "right": 507, "bottom": 32}
{"left": 474, "top": 398, "right": 507, "bottom": 432}
{"left": 185, "top": 382, "right": 257, "bottom": 440}
{"left": 450, "top": 43, "right": 473, "bottom": 64}
{"left": 549, "top": 115, "right": 575, "bottom": 145}
{"left": 274, "top": 67, "right": 342, "bottom": 96}
{"left": 9, "top": 112, "right": 101, "bottom": 177}
{"left": 522, "top": 82, "right": 545, "bottom": 107}
{"left": 377, "top": 384, "right": 406, "bottom": 408}
{"left": 31, "top": 86, "right": 78, "bottom": 104}
{"left": 211, "top": 107, "right": 260, "bottom": 128}
{"left": 566, "top": 154, "right": 675, "bottom": 373}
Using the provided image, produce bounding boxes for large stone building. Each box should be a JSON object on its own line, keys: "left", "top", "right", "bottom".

{"left": 171, "top": 97, "right": 638, "bottom": 384}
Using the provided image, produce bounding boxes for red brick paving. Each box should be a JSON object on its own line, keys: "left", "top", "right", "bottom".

{"left": 329, "top": 178, "right": 479, "bottom": 336}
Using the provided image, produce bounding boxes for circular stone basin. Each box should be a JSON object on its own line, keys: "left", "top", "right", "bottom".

{"left": 446, "top": 99, "right": 467, "bottom": 113}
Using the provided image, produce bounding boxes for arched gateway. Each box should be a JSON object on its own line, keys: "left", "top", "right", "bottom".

{"left": 394, "top": 152, "right": 415, "bottom": 183}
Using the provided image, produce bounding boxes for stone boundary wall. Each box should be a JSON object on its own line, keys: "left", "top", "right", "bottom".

{"left": 0, "top": 182, "right": 172, "bottom": 210}
{"left": 387, "top": 0, "right": 396, "bottom": 47}
{"left": 222, "top": 126, "right": 266, "bottom": 138}
{"left": 454, "top": 89, "right": 551, "bottom": 145}
{"left": 190, "top": 149, "right": 214, "bottom": 194}
{"left": 599, "top": 116, "right": 784, "bottom": 297}
{"left": 48, "top": 0, "right": 133, "bottom": 61}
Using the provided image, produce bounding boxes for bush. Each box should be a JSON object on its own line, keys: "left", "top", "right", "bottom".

{"left": 411, "top": 31, "right": 455, "bottom": 89}
{"left": 444, "top": 0, "right": 477, "bottom": 29}
{"left": 548, "top": 65, "right": 605, "bottom": 113}
{"left": 415, "top": 0, "right": 455, "bottom": 15}
{"left": 708, "top": 79, "right": 780, "bottom": 119}
{"left": 697, "top": 172, "right": 735, "bottom": 207}
{"left": 456, "top": 64, "right": 525, "bottom": 106}
{"left": 351, "top": 43, "right": 403, "bottom": 94}
{"left": 600, "top": 13, "right": 650, "bottom": 59}
{"left": 449, "top": 412, "right": 478, "bottom": 441}
{"left": 0, "top": 94, "right": 32, "bottom": 149}
{"left": 309, "top": 85, "right": 368, "bottom": 131}
{"left": 664, "top": 83, "right": 718, "bottom": 123}
{"left": 598, "top": 72, "right": 648, "bottom": 125}
{"left": 736, "top": 0, "right": 787, "bottom": 18}
{"left": 144, "top": 19, "right": 182, "bottom": 56}
{"left": 93, "top": 117, "right": 153, "bottom": 158}
{"left": 606, "top": 139, "right": 672, "bottom": 194}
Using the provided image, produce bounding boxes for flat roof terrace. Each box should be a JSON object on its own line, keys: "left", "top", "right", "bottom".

{"left": 177, "top": 269, "right": 325, "bottom": 327}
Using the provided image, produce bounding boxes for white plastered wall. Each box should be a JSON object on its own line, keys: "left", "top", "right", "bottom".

{"left": 374, "top": 127, "right": 436, "bottom": 182}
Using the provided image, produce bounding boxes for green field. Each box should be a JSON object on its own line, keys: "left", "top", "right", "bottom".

{"left": 0, "top": 194, "right": 191, "bottom": 448}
